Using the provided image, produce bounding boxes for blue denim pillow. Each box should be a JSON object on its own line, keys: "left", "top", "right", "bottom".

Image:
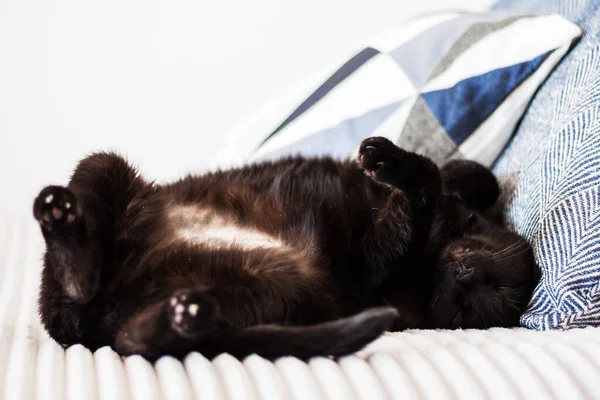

{"left": 492, "top": 0, "right": 600, "bottom": 329}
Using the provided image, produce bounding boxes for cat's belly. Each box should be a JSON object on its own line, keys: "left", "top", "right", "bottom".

{"left": 167, "top": 204, "right": 286, "bottom": 251}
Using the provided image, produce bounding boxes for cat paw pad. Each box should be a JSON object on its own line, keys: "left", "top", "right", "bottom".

{"left": 33, "top": 186, "right": 79, "bottom": 232}
{"left": 357, "top": 137, "right": 438, "bottom": 193}
{"left": 358, "top": 137, "right": 405, "bottom": 180}
{"left": 168, "top": 291, "right": 219, "bottom": 339}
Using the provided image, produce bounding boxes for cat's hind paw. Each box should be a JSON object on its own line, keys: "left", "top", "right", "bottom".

{"left": 168, "top": 290, "right": 222, "bottom": 340}
{"left": 33, "top": 186, "right": 79, "bottom": 234}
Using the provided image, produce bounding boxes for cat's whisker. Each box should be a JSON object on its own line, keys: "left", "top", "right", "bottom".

{"left": 430, "top": 289, "right": 443, "bottom": 310}
{"left": 493, "top": 240, "right": 523, "bottom": 256}
{"left": 492, "top": 239, "right": 529, "bottom": 261}
{"left": 493, "top": 245, "right": 530, "bottom": 262}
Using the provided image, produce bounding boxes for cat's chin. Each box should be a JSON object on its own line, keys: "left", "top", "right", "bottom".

{"left": 429, "top": 311, "right": 463, "bottom": 330}
{"left": 428, "top": 284, "right": 464, "bottom": 330}
{"left": 429, "top": 277, "right": 527, "bottom": 330}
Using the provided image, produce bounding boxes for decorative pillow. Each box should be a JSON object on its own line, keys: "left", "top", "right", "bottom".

{"left": 214, "top": 11, "right": 581, "bottom": 169}
{"left": 490, "top": 0, "right": 600, "bottom": 330}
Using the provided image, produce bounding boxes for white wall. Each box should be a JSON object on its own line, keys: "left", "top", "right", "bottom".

{"left": 0, "top": 0, "right": 493, "bottom": 217}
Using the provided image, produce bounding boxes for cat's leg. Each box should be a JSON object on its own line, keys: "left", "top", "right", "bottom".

{"left": 35, "top": 153, "right": 146, "bottom": 342}
{"left": 358, "top": 137, "right": 441, "bottom": 202}
{"left": 114, "top": 290, "right": 228, "bottom": 359}
{"left": 113, "top": 288, "right": 294, "bottom": 359}
{"left": 35, "top": 153, "right": 148, "bottom": 345}
{"left": 357, "top": 137, "right": 442, "bottom": 280}
{"left": 113, "top": 298, "right": 179, "bottom": 359}
{"left": 114, "top": 294, "right": 399, "bottom": 360}
{"left": 34, "top": 185, "right": 100, "bottom": 303}
{"left": 115, "top": 250, "right": 329, "bottom": 358}
{"left": 440, "top": 159, "right": 500, "bottom": 211}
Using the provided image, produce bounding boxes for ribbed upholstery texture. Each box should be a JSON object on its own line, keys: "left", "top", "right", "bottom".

{"left": 2, "top": 221, "right": 600, "bottom": 399}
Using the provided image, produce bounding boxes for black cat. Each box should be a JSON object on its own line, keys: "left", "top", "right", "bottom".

{"left": 33, "top": 137, "right": 539, "bottom": 360}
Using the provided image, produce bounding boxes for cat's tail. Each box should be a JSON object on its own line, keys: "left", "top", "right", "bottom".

{"left": 215, "top": 307, "right": 398, "bottom": 359}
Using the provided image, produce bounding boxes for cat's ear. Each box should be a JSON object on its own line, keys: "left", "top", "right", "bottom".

{"left": 441, "top": 160, "right": 500, "bottom": 211}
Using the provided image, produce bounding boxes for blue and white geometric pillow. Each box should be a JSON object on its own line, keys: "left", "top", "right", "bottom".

{"left": 215, "top": 11, "right": 581, "bottom": 169}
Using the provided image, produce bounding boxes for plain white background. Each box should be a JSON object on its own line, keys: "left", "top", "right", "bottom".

{"left": 0, "top": 0, "right": 493, "bottom": 217}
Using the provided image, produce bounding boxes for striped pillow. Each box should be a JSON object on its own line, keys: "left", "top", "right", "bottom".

{"left": 491, "top": 0, "right": 600, "bottom": 330}
{"left": 216, "top": 11, "right": 581, "bottom": 168}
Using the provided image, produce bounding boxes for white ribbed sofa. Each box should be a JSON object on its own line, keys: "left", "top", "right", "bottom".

{"left": 2, "top": 222, "right": 600, "bottom": 399}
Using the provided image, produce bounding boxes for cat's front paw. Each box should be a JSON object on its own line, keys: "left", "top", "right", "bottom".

{"left": 358, "top": 137, "right": 407, "bottom": 184}
{"left": 358, "top": 136, "right": 439, "bottom": 194}
{"left": 168, "top": 290, "right": 223, "bottom": 340}
{"left": 33, "top": 186, "right": 79, "bottom": 234}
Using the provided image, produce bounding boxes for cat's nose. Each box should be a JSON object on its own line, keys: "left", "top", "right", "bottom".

{"left": 455, "top": 261, "right": 475, "bottom": 285}
{"left": 451, "top": 248, "right": 471, "bottom": 261}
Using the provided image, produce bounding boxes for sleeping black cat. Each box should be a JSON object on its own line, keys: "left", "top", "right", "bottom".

{"left": 33, "top": 137, "right": 539, "bottom": 360}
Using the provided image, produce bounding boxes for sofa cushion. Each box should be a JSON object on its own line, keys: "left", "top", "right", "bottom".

{"left": 492, "top": 0, "right": 600, "bottom": 329}
{"left": 237, "top": 11, "right": 580, "bottom": 168}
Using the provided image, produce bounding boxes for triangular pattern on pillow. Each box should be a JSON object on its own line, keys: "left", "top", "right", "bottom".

{"left": 213, "top": 11, "right": 581, "bottom": 184}
{"left": 426, "top": 14, "right": 532, "bottom": 82}
{"left": 397, "top": 97, "right": 459, "bottom": 165}
{"left": 391, "top": 12, "right": 523, "bottom": 88}
{"left": 255, "top": 101, "right": 403, "bottom": 161}
{"left": 259, "top": 47, "right": 381, "bottom": 147}
{"left": 421, "top": 50, "right": 551, "bottom": 145}
{"left": 390, "top": 15, "right": 476, "bottom": 88}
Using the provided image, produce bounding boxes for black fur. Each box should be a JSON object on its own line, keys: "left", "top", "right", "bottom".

{"left": 33, "top": 137, "right": 539, "bottom": 360}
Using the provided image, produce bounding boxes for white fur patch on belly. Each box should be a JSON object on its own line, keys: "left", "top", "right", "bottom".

{"left": 168, "top": 205, "right": 284, "bottom": 251}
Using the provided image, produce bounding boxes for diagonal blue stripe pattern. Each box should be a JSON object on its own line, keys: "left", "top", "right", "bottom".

{"left": 422, "top": 51, "right": 550, "bottom": 145}
{"left": 258, "top": 47, "right": 380, "bottom": 149}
